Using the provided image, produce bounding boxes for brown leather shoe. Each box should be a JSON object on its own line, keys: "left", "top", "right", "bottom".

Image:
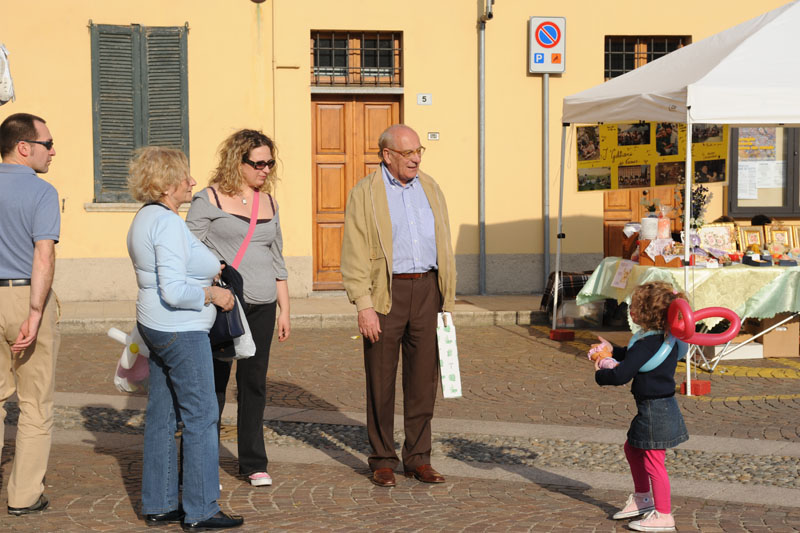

{"left": 371, "top": 468, "right": 396, "bottom": 487}
{"left": 404, "top": 464, "right": 445, "bottom": 483}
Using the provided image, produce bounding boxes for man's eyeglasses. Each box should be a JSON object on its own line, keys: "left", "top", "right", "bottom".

{"left": 19, "top": 140, "right": 54, "bottom": 150}
{"left": 385, "top": 146, "right": 426, "bottom": 158}
{"left": 242, "top": 157, "right": 276, "bottom": 170}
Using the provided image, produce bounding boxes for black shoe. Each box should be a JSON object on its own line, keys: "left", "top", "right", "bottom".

{"left": 182, "top": 511, "right": 244, "bottom": 531}
{"left": 145, "top": 508, "right": 185, "bottom": 524}
{"left": 8, "top": 494, "right": 49, "bottom": 516}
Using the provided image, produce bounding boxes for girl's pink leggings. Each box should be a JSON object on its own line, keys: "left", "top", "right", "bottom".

{"left": 624, "top": 440, "right": 671, "bottom": 513}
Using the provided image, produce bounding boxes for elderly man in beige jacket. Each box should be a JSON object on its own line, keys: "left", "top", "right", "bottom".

{"left": 341, "top": 124, "right": 456, "bottom": 488}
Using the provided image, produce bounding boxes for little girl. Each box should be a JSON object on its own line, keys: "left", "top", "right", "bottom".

{"left": 591, "top": 281, "right": 688, "bottom": 532}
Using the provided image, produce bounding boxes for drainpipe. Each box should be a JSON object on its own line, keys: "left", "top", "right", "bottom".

{"left": 478, "top": 0, "right": 494, "bottom": 295}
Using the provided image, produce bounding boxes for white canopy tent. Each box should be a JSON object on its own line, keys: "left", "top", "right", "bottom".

{"left": 553, "top": 0, "right": 800, "bottom": 394}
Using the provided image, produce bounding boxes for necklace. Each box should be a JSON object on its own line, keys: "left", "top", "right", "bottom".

{"left": 236, "top": 188, "right": 255, "bottom": 205}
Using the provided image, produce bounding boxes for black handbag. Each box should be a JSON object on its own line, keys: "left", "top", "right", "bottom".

{"left": 208, "top": 289, "right": 244, "bottom": 349}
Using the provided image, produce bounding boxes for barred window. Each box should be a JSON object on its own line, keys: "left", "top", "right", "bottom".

{"left": 604, "top": 36, "right": 688, "bottom": 79}
{"left": 311, "top": 31, "right": 401, "bottom": 86}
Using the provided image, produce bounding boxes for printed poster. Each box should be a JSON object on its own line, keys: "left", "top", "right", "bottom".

{"left": 576, "top": 123, "right": 728, "bottom": 192}
{"left": 737, "top": 127, "right": 785, "bottom": 199}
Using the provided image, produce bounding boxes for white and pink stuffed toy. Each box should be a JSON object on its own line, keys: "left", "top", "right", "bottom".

{"left": 587, "top": 336, "right": 620, "bottom": 369}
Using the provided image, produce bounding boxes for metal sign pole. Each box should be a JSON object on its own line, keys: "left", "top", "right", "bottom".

{"left": 543, "top": 72, "right": 550, "bottom": 290}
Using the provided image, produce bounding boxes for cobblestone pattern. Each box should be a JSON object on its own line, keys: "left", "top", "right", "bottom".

{"left": 57, "top": 327, "right": 800, "bottom": 442}
{"left": 6, "top": 403, "right": 799, "bottom": 491}
{"left": 1, "top": 443, "right": 799, "bottom": 533}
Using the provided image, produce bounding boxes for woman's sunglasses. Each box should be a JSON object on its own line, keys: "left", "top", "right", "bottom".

{"left": 242, "top": 157, "right": 276, "bottom": 170}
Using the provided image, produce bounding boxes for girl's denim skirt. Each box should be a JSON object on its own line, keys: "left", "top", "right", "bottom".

{"left": 627, "top": 395, "right": 688, "bottom": 449}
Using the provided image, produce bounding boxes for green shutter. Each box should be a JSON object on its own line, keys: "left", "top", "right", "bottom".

{"left": 142, "top": 25, "right": 189, "bottom": 155}
{"left": 91, "top": 23, "right": 141, "bottom": 202}
{"left": 91, "top": 23, "right": 189, "bottom": 203}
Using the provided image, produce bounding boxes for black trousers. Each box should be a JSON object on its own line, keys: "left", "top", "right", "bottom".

{"left": 214, "top": 300, "right": 277, "bottom": 475}
{"left": 363, "top": 272, "right": 440, "bottom": 471}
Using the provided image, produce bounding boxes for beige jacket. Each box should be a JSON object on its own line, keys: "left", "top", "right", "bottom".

{"left": 341, "top": 169, "right": 456, "bottom": 314}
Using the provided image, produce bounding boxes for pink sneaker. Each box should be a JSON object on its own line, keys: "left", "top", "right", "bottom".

{"left": 612, "top": 493, "right": 655, "bottom": 519}
{"left": 629, "top": 510, "right": 676, "bottom": 532}
{"left": 248, "top": 472, "right": 272, "bottom": 487}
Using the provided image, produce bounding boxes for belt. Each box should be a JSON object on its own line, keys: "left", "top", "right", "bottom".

{"left": 392, "top": 271, "right": 433, "bottom": 280}
{"left": 0, "top": 279, "right": 31, "bottom": 287}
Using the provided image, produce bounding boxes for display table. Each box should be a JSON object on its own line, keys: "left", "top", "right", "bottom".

{"left": 576, "top": 257, "right": 800, "bottom": 325}
{"left": 576, "top": 257, "right": 800, "bottom": 380}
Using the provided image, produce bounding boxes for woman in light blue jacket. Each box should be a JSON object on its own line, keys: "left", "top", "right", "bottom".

{"left": 126, "top": 146, "right": 243, "bottom": 531}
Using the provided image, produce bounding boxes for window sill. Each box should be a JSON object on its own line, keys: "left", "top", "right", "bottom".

{"left": 310, "top": 86, "right": 404, "bottom": 95}
{"left": 83, "top": 202, "right": 188, "bottom": 213}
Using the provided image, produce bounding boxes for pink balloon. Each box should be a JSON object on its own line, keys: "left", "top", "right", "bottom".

{"left": 667, "top": 298, "right": 741, "bottom": 346}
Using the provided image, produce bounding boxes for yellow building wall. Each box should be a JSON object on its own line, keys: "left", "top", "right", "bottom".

{"left": 1, "top": 1, "right": 276, "bottom": 258}
{"left": 0, "top": 0, "right": 792, "bottom": 298}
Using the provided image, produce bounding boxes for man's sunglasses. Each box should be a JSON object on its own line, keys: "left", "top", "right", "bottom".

{"left": 19, "top": 139, "right": 54, "bottom": 150}
{"left": 242, "top": 157, "right": 276, "bottom": 170}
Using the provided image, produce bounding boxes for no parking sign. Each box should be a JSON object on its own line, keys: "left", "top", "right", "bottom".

{"left": 529, "top": 17, "right": 566, "bottom": 74}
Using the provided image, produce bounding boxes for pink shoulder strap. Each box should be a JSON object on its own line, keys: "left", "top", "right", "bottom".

{"left": 231, "top": 190, "right": 259, "bottom": 270}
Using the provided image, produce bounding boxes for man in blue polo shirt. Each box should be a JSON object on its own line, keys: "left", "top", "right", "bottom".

{"left": 0, "top": 112, "right": 59, "bottom": 516}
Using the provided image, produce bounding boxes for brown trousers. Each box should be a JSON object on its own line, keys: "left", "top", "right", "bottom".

{"left": 363, "top": 272, "right": 439, "bottom": 471}
{"left": 0, "top": 287, "right": 60, "bottom": 507}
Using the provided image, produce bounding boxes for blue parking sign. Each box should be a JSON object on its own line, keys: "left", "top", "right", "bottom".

{"left": 534, "top": 53, "right": 544, "bottom": 64}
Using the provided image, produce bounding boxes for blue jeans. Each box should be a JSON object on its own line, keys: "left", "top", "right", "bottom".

{"left": 138, "top": 324, "right": 220, "bottom": 523}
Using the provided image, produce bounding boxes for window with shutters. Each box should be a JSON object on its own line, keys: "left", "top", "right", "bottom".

{"left": 310, "top": 31, "right": 402, "bottom": 86}
{"left": 90, "top": 23, "right": 188, "bottom": 202}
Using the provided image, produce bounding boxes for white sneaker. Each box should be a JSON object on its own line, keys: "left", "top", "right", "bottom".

{"left": 248, "top": 472, "right": 272, "bottom": 487}
{"left": 629, "top": 510, "right": 676, "bottom": 532}
{"left": 612, "top": 493, "right": 655, "bottom": 519}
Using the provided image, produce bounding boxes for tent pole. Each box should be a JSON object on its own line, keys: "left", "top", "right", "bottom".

{"left": 552, "top": 124, "right": 569, "bottom": 331}
{"left": 684, "top": 109, "right": 693, "bottom": 396}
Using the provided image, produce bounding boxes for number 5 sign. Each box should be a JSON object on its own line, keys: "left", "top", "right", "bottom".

{"left": 528, "top": 17, "right": 566, "bottom": 74}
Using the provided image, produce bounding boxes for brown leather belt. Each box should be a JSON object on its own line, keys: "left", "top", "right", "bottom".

{"left": 392, "top": 271, "right": 433, "bottom": 280}
{"left": 0, "top": 279, "right": 31, "bottom": 287}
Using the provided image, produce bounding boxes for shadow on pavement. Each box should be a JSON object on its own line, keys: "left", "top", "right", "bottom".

{"left": 79, "top": 403, "right": 145, "bottom": 516}
{"left": 442, "top": 437, "right": 617, "bottom": 516}
{"left": 256, "top": 379, "right": 370, "bottom": 476}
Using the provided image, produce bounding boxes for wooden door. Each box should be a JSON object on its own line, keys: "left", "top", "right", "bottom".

{"left": 603, "top": 188, "right": 682, "bottom": 257}
{"left": 311, "top": 95, "right": 400, "bottom": 290}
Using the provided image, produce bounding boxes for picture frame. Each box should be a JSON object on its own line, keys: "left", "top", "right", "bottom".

{"left": 697, "top": 223, "right": 738, "bottom": 254}
{"left": 738, "top": 225, "right": 765, "bottom": 251}
{"left": 766, "top": 225, "right": 794, "bottom": 249}
{"left": 793, "top": 226, "right": 800, "bottom": 249}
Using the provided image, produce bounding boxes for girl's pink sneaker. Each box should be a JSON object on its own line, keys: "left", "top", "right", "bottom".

{"left": 629, "top": 510, "right": 676, "bottom": 532}
{"left": 612, "top": 493, "right": 654, "bottom": 519}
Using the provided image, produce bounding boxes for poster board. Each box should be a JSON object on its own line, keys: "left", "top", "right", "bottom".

{"left": 576, "top": 123, "right": 728, "bottom": 192}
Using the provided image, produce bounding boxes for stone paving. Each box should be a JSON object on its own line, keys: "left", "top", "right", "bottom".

{"left": 1, "top": 324, "right": 800, "bottom": 531}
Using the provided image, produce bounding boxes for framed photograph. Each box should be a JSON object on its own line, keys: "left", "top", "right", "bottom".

{"left": 739, "top": 226, "right": 765, "bottom": 250}
{"left": 793, "top": 226, "right": 800, "bottom": 249}
{"left": 766, "top": 225, "right": 793, "bottom": 249}
{"left": 697, "top": 223, "right": 738, "bottom": 254}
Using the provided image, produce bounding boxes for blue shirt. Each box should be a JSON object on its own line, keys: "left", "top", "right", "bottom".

{"left": 127, "top": 204, "right": 220, "bottom": 332}
{"left": 0, "top": 163, "right": 60, "bottom": 279}
{"left": 381, "top": 163, "right": 437, "bottom": 274}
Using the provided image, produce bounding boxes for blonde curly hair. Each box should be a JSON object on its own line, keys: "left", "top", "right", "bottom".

{"left": 209, "top": 129, "right": 278, "bottom": 195}
{"left": 127, "top": 146, "right": 189, "bottom": 203}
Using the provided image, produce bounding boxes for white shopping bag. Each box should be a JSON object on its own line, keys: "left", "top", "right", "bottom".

{"left": 232, "top": 295, "right": 256, "bottom": 359}
{"left": 0, "top": 44, "right": 15, "bottom": 105}
{"left": 437, "top": 312, "right": 462, "bottom": 398}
